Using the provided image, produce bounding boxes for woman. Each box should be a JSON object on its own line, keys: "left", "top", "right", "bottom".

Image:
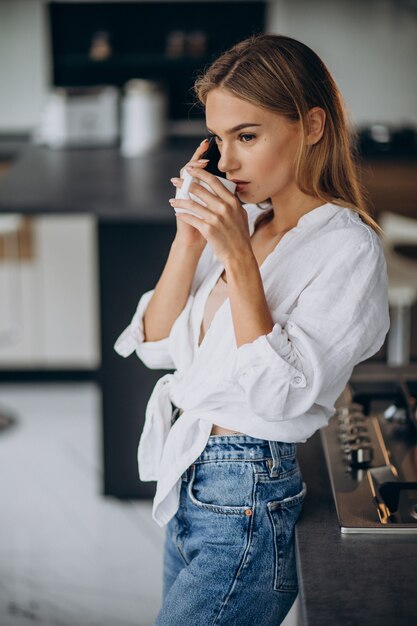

{"left": 114, "top": 34, "right": 389, "bottom": 625}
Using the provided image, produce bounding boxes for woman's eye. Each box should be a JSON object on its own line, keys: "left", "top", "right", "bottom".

{"left": 239, "top": 133, "right": 255, "bottom": 143}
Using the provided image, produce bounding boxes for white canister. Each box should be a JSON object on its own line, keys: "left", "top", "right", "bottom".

{"left": 120, "top": 79, "right": 167, "bottom": 157}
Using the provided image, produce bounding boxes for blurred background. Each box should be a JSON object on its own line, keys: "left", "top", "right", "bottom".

{"left": 0, "top": 1, "right": 416, "bottom": 625}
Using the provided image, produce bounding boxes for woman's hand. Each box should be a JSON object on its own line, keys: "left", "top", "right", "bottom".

{"left": 169, "top": 165, "right": 252, "bottom": 267}
{"left": 171, "top": 140, "right": 210, "bottom": 250}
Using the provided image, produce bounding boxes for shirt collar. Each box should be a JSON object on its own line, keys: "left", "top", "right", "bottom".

{"left": 296, "top": 202, "right": 344, "bottom": 228}
{"left": 246, "top": 201, "right": 345, "bottom": 236}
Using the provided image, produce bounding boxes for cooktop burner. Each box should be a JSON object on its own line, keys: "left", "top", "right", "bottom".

{"left": 320, "top": 377, "right": 417, "bottom": 533}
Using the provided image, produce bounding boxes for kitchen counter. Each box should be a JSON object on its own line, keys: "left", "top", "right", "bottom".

{"left": 0, "top": 140, "right": 195, "bottom": 220}
{"left": 0, "top": 134, "right": 28, "bottom": 178}
{"left": 1, "top": 140, "right": 416, "bottom": 219}
{"left": 0, "top": 134, "right": 29, "bottom": 160}
{"left": 295, "top": 430, "right": 417, "bottom": 626}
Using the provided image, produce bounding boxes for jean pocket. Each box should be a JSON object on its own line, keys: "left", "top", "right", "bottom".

{"left": 267, "top": 481, "right": 307, "bottom": 593}
{"left": 187, "top": 461, "right": 254, "bottom": 515}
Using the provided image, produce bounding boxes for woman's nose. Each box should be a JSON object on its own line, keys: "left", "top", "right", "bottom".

{"left": 218, "top": 147, "right": 238, "bottom": 174}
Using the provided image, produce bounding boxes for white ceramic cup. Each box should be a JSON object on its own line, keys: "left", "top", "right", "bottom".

{"left": 174, "top": 169, "right": 237, "bottom": 219}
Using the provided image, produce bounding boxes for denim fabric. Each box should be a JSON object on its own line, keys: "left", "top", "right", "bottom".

{"left": 154, "top": 418, "right": 307, "bottom": 626}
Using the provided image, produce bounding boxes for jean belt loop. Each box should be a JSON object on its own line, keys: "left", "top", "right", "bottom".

{"left": 268, "top": 440, "right": 281, "bottom": 477}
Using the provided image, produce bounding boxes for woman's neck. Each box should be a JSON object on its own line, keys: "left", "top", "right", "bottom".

{"left": 269, "top": 190, "right": 326, "bottom": 235}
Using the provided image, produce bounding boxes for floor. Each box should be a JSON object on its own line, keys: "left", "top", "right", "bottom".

{"left": 0, "top": 383, "right": 298, "bottom": 626}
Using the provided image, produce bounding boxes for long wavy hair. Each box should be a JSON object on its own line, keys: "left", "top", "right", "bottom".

{"left": 194, "top": 33, "right": 381, "bottom": 235}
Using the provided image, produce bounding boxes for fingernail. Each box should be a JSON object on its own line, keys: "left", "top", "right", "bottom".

{"left": 200, "top": 138, "right": 209, "bottom": 145}
{"left": 168, "top": 199, "right": 175, "bottom": 204}
{"left": 197, "top": 159, "right": 209, "bottom": 163}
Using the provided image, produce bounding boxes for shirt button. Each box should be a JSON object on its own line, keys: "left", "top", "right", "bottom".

{"left": 294, "top": 376, "right": 302, "bottom": 384}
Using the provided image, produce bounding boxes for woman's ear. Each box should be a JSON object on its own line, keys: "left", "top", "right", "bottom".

{"left": 306, "top": 107, "right": 326, "bottom": 145}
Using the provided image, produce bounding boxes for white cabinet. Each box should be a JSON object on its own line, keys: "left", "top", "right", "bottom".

{"left": 0, "top": 215, "right": 100, "bottom": 368}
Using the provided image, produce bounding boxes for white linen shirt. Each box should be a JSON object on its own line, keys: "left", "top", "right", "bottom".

{"left": 114, "top": 201, "right": 390, "bottom": 527}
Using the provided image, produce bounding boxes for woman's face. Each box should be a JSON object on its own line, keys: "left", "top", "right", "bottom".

{"left": 205, "top": 88, "right": 302, "bottom": 205}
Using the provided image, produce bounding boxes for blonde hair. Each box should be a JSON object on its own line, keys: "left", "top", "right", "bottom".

{"left": 194, "top": 34, "right": 381, "bottom": 235}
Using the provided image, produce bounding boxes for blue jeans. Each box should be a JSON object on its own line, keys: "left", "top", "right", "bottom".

{"left": 154, "top": 429, "right": 307, "bottom": 626}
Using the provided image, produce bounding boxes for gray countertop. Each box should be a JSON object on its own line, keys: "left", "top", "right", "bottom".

{"left": 0, "top": 139, "right": 197, "bottom": 221}
{"left": 296, "top": 431, "right": 417, "bottom": 626}
{"left": 0, "top": 134, "right": 29, "bottom": 160}
{"left": 1, "top": 139, "right": 416, "bottom": 222}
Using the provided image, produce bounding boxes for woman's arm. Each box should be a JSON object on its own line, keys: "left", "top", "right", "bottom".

{"left": 143, "top": 238, "right": 205, "bottom": 342}
{"left": 170, "top": 164, "right": 275, "bottom": 347}
{"left": 225, "top": 252, "right": 274, "bottom": 349}
{"left": 229, "top": 237, "right": 390, "bottom": 422}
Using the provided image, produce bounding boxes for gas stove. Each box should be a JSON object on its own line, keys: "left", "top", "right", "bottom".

{"left": 320, "top": 377, "right": 417, "bottom": 533}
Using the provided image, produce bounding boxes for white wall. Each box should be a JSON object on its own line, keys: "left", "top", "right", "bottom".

{"left": 0, "top": 0, "right": 50, "bottom": 133}
{"left": 0, "top": 0, "right": 416, "bottom": 132}
{"left": 267, "top": 0, "right": 417, "bottom": 126}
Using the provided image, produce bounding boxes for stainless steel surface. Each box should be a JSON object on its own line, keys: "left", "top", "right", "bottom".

{"left": 321, "top": 378, "right": 417, "bottom": 533}
{"left": 388, "top": 303, "right": 412, "bottom": 366}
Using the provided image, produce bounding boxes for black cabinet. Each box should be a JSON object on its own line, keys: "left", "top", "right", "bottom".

{"left": 49, "top": 1, "right": 267, "bottom": 120}
{"left": 99, "top": 221, "right": 176, "bottom": 498}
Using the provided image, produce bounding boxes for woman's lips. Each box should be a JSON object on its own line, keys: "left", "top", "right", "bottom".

{"left": 230, "top": 180, "right": 250, "bottom": 193}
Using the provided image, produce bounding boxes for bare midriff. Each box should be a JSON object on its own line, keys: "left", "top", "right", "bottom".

{"left": 210, "top": 424, "right": 242, "bottom": 435}
{"left": 175, "top": 408, "right": 241, "bottom": 435}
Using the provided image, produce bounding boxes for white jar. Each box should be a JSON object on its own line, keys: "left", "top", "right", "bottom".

{"left": 120, "top": 79, "right": 167, "bottom": 157}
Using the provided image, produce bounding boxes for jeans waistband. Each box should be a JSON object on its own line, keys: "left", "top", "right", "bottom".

{"left": 194, "top": 436, "right": 296, "bottom": 463}
{"left": 171, "top": 402, "right": 296, "bottom": 475}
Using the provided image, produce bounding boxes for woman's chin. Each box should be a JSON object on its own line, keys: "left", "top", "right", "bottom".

{"left": 236, "top": 189, "right": 255, "bottom": 202}
{"left": 237, "top": 190, "right": 271, "bottom": 207}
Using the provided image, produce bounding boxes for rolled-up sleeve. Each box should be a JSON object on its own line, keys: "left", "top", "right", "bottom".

{"left": 114, "top": 289, "right": 175, "bottom": 370}
{"left": 232, "top": 236, "right": 390, "bottom": 421}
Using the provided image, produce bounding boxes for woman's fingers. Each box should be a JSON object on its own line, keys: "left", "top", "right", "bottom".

{"left": 187, "top": 181, "right": 224, "bottom": 208}
{"left": 179, "top": 139, "right": 209, "bottom": 177}
{"left": 190, "top": 138, "right": 210, "bottom": 162}
{"left": 174, "top": 211, "right": 207, "bottom": 237}
{"left": 185, "top": 166, "right": 236, "bottom": 203}
{"left": 170, "top": 177, "right": 182, "bottom": 188}
{"left": 169, "top": 198, "right": 215, "bottom": 224}
{"left": 179, "top": 159, "right": 208, "bottom": 179}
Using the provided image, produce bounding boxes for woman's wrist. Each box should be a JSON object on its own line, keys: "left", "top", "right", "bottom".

{"left": 224, "top": 246, "right": 257, "bottom": 277}
{"left": 171, "top": 237, "right": 206, "bottom": 257}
